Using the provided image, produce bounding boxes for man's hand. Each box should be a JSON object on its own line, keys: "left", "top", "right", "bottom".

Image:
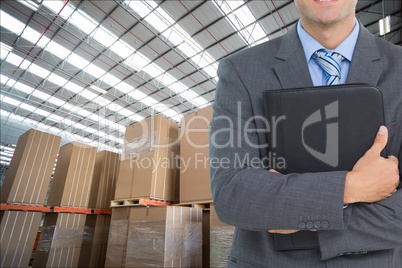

{"left": 344, "top": 126, "right": 400, "bottom": 204}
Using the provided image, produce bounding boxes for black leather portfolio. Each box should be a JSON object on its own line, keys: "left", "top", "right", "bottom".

{"left": 262, "top": 84, "right": 386, "bottom": 250}
{"left": 262, "top": 83, "right": 386, "bottom": 174}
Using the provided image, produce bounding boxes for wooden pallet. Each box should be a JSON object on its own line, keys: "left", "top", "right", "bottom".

{"left": 176, "top": 201, "right": 212, "bottom": 209}
{"left": 110, "top": 198, "right": 171, "bottom": 208}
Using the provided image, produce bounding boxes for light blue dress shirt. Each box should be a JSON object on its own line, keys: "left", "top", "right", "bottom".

{"left": 297, "top": 20, "right": 360, "bottom": 86}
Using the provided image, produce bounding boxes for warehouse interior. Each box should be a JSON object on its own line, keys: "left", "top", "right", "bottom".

{"left": 1, "top": 0, "right": 401, "bottom": 165}
{"left": 0, "top": 0, "right": 401, "bottom": 267}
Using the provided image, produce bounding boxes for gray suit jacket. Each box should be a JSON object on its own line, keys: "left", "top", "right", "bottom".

{"left": 210, "top": 23, "right": 402, "bottom": 267}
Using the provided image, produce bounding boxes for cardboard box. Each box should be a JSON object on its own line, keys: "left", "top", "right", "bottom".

{"left": 46, "top": 142, "right": 97, "bottom": 208}
{"left": 0, "top": 210, "right": 42, "bottom": 267}
{"left": 105, "top": 206, "right": 203, "bottom": 267}
{"left": 210, "top": 205, "right": 235, "bottom": 268}
{"left": 32, "top": 212, "right": 87, "bottom": 268}
{"left": 123, "top": 114, "right": 179, "bottom": 159}
{"left": 78, "top": 214, "right": 111, "bottom": 268}
{"left": 88, "top": 150, "right": 120, "bottom": 209}
{"left": 1, "top": 129, "right": 61, "bottom": 205}
{"left": 180, "top": 105, "right": 213, "bottom": 204}
{"left": 115, "top": 115, "right": 180, "bottom": 202}
{"left": 114, "top": 159, "right": 135, "bottom": 200}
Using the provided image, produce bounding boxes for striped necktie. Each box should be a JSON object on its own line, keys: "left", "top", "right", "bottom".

{"left": 313, "top": 49, "right": 344, "bottom": 85}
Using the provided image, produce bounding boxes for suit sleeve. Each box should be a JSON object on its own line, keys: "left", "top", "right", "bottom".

{"left": 210, "top": 56, "right": 349, "bottom": 232}
{"left": 318, "top": 117, "right": 402, "bottom": 261}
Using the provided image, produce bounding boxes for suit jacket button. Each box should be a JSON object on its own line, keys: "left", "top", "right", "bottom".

{"left": 314, "top": 221, "right": 321, "bottom": 228}
{"left": 321, "top": 221, "right": 329, "bottom": 228}
{"left": 298, "top": 221, "right": 306, "bottom": 229}
{"left": 306, "top": 221, "right": 314, "bottom": 228}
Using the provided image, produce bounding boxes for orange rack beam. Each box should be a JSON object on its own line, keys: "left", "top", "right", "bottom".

{"left": 53, "top": 206, "right": 92, "bottom": 214}
{"left": 93, "top": 209, "right": 112, "bottom": 215}
{"left": 0, "top": 203, "right": 51, "bottom": 213}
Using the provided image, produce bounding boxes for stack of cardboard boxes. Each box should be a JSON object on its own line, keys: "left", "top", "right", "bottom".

{"left": 107, "top": 115, "right": 205, "bottom": 267}
{"left": 105, "top": 206, "right": 202, "bottom": 267}
{"left": 0, "top": 129, "right": 61, "bottom": 268}
{"left": 79, "top": 150, "right": 120, "bottom": 268}
{"left": 1, "top": 106, "right": 235, "bottom": 268}
{"left": 115, "top": 115, "right": 180, "bottom": 202}
{"left": 179, "top": 105, "right": 213, "bottom": 205}
{"left": 32, "top": 141, "right": 98, "bottom": 268}
{"left": 179, "top": 105, "right": 235, "bottom": 268}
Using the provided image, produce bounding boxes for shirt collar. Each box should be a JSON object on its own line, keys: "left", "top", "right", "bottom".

{"left": 297, "top": 19, "right": 359, "bottom": 62}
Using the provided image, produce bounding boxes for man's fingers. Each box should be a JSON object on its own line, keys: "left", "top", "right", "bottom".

{"left": 367, "top": 125, "right": 388, "bottom": 156}
{"left": 268, "top": 169, "right": 280, "bottom": 173}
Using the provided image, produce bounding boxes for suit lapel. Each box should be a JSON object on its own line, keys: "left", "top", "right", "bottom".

{"left": 346, "top": 24, "right": 382, "bottom": 85}
{"left": 273, "top": 27, "right": 314, "bottom": 89}
{"left": 273, "top": 24, "right": 382, "bottom": 88}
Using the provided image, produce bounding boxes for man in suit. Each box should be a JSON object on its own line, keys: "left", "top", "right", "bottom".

{"left": 209, "top": 0, "right": 402, "bottom": 267}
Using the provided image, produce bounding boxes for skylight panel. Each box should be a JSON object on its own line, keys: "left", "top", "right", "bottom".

{"left": 27, "top": 64, "right": 50, "bottom": 78}
{"left": 64, "top": 81, "right": 83, "bottom": 94}
{"left": 0, "top": 157, "right": 12, "bottom": 163}
{"left": 46, "top": 41, "right": 71, "bottom": 59}
{"left": 80, "top": 89, "right": 99, "bottom": 100}
{"left": 93, "top": 27, "right": 118, "bottom": 47}
{"left": 155, "top": 7, "right": 176, "bottom": 25}
{"left": 0, "top": 10, "right": 25, "bottom": 35}
{"left": 21, "top": 27, "right": 50, "bottom": 48}
{"left": 159, "top": 73, "right": 176, "bottom": 86}
{"left": 126, "top": 53, "right": 151, "bottom": 71}
{"left": 0, "top": 43, "right": 13, "bottom": 60}
{"left": 179, "top": 91, "right": 208, "bottom": 107}
{"left": 142, "top": 64, "right": 164, "bottom": 78}
{"left": 48, "top": 73, "right": 68, "bottom": 86}
{"left": 165, "top": 30, "right": 183, "bottom": 46}
{"left": 85, "top": 64, "right": 107, "bottom": 79}
{"left": 109, "top": 40, "right": 135, "bottom": 59}
{"left": 42, "top": 1, "right": 75, "bottom": 21}
{"left": 48, "top": 96, "right": 67, "bottom": 107}
{"left": 141, "top": 96, "right": 159, "bottom": 107}
{"left": 0, "top": 75, "right": 15, "bottom": 87}
{"left": 13, "top": 81, "right": 33, "bottom": 94}
{"left": 47, "top": 113, "right": 63, "bottom": 123}
{"left": 94, "top": 95, "right": 112, "bottom": 107}
{"left": 0, "top": 151, "right": 13, "bottom": 158}
{"left": 169, "top": 82, "right": 187, "bottom": 94}
{"left": 130, "top": 114, "right": 146, "bottom": 122}
{"left": 2, "top": 95, "right": 22, "bottom": 107}
{"left": 160, "top": 108, "right": 179, "bottom": 118}
{"left": 118, "top": 108, "right": 134, "bottom": 117}
{"left": 102, "top": 73, "right": 120, "bottom": 87}
{"left": 32, "top": 90, "right": 51, "bottom": 101}
{"left": 213, "top": 0, "right": 268, "bottom": 46}
{"left": 127, "top": 1, "right": 153, "bottom": 18}
{"left": 131, "top": 89, "right": 147, "bottom": 100}
{"left": 5, "top": 53, "right": 31, "bottom": 70}
{"left": 67, "top": 54, "right": 89, "bottom": 69}
{"left": 69, "top": 10, "right": 98, "bottom": 35}
{"left": 114, "top": 82, "right": 134, "bottom": 94}
{"left": 26, "top": 106, "right": 50, "bottom": 117}
{"left": 192, "top": 96, "right": 209, "bottom": 107}
{"left": 17, "top": 0, "right": 39, "bottom": 12}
